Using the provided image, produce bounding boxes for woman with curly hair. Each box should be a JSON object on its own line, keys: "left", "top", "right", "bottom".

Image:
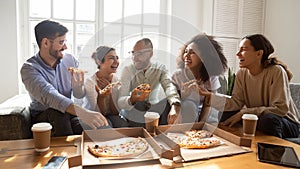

{"left": 172, "top": 34, "right": 228, "bottom": 123}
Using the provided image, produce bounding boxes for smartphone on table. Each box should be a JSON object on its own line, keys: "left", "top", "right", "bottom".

{"left": 43, "top": 156, "right": 67, "bottom": 169}
{"left": 257, "top": 142, "right": 300, "bottom": 168}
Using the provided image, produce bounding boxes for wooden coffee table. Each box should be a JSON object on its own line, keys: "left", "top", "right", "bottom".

{"left": 0, "top": 127, "right": 299, "bottom": 169}
{"left": 0, "top": 135, "right": 81, "bottom": 169}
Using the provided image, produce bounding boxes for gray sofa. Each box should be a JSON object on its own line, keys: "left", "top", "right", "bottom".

{"left": 0, "top": 83, "right": 299, "bottom": 142}
{"left": 0, "top": 94, "right": 31, "bottom": 140}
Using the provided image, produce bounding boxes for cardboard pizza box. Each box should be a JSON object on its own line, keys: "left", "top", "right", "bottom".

{"left": 81, "top": 127, "right": 163, "bottom": 168}
{"left": 155, "top": 122, "right": 252, "bottom": 162}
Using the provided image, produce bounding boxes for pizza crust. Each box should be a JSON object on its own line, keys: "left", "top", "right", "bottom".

{"left": 68, "top": 67, "right": 88, "bottom": 73}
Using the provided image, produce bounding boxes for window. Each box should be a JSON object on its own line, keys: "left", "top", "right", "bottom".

{"left": 21, "top": 0, "right": 166, "bottom": 92}
{"left": 212, "top": 0, "right": 265, "bottom": 73}
{"left": 28, "top": 0, "right": 96, "bottom": 58}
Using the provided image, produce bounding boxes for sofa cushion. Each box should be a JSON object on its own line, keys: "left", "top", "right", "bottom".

{"left": 0, "top": 94, "right": 31, "bottom": 140}
{"left": 0, "top": 107, "right": 31, "bottom": 140}
{"left": 290, "top": 83, "right": 300, "bottom": 113}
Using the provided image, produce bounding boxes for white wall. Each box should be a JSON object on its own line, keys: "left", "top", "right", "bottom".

{"left": 171, "top": 0, "right": 203, "bottom": 30}
{"left": 0, "top": 0, "right": 19, "bottom": 103}
{"left": 264, "top": 0, "right": 300, "bottom": 83}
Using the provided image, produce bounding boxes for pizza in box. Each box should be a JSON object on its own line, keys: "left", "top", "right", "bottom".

{"left": 167, "top": 130, "right": 222, "bottom": 149}
{"left": 87, "top": 137, "right": 149, "bottom": 158}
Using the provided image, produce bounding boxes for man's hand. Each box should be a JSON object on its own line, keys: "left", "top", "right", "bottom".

{"left": 69, "top": 67, "right": 86, "bottom": 88}
{"left": 129, "top": 88, "right": 150, "bottom": 104}
{"left": 220, "top": 111, "right": 243, "bottom": 127}
{"left": 66, "top": 104, "right": 109, "bottom": 129}
{"left": 168, "top": 104, "right": 182, "bottom": 124}
{"left": 69, "top": 67, "right": 86, "bottom": 98}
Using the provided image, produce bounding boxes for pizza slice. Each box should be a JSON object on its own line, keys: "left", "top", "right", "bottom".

{"left": 167, "top": 130, "right": 221, "bottom": 149}
{"left": 88, "top": 137, "right": 148, "bottom": 158}
{"left": 178, "top": 137, "right": 221, "bottom": 149}
{"left": 185, "top": 130, "right": 213, "bottom": 138}
{"left": 96, "top": 81, "right": 121, "bottom": 95}
{"left": 132, "top": 83, "right": 151, "bottom": 95}
{"left": 101, "top": 81, "right": 121, "bottom": 94}
{"left": 68, "top": 67, "right": 88, "bottom": 73}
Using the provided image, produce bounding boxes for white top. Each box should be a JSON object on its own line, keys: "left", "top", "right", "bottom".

{"left": 172, "top": 68, "right": 220, "bottom": 104}
{"left": 118, "top": 62, "right": 181, "bottom": 110}
{"left": 82, "top": 73, "right": 119, "bottom": 112}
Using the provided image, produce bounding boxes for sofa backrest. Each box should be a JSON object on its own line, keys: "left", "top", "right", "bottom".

{"left": 290, "top": 83, "right": 300, "bottom": 113}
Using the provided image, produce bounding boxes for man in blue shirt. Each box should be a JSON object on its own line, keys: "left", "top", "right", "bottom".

{"left": 21, "top": 20, "right": 108, "bottom": 136}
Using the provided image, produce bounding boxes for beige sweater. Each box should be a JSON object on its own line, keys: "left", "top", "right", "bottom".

{"left": 209, "top": 65, "right": 300, "bottom": 124}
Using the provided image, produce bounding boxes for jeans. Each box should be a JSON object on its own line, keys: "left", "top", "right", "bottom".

{"left": 121, "top": 98, "right": 170, "bottom": 127}
{"left": 257, "top": 113, "right": 299, "bottom": 138}
{"left": 219, "top": 111, "right": 299, "bottom": 138}
{"left": 31, "top": 108, "right": 83, "bottom": 136}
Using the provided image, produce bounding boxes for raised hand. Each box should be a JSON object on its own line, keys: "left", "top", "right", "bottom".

{"left": 68, "top": 67, "right": 86, "bottom": 87}
{"left": 129, "top": 84, "right": 151, "bottom": 104}
{"left": 197, "top": 85, "right": 211, "bottom": 97}
{"left": 96, "top": 77, "right": 110, "bottom": 90}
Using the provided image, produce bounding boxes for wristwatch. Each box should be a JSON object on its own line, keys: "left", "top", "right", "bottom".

{"left": 128, "top": 98, "right": 134, "bottom": 105}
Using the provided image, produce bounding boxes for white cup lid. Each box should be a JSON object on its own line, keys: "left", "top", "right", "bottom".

{"left": 144, "top": 112, "right": 160, "bottom": 119}
{"left": 31, "top": 122, "right": 52, "bottom": 131}
{"left": 242, "top": 114, "right": 258, "bottom": 120}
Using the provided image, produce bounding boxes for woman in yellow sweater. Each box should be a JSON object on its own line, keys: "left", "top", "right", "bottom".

{"left": 198, "top": 34, "right": 300, "bottom": 138}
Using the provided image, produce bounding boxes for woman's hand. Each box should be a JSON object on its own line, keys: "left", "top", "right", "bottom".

{"left": 180, "top": 80, "right": 198, "bottom": 98}
{"left": 96, "top": 77, "right": 110, "bottom": 90}
{"left": 197, "top": 85, "right": 212, "bottom": 97}
{"left": 221, "top": 111, "right": 243, "bottom": 127}
{"left": 168, "top": 104, "right": 182, "bottom": 124}
{"left": 95, "top": 84, "right": 112, "bottom": 96}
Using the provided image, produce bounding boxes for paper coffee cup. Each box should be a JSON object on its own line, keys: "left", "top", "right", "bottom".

{"left": 31, "top": 122, "right": 52, "bottom": 152}
{"left": 144, "top": 112, "right": 160, "bottom": 135}
{"left": 242, "top": 114, "right": 258, "bottom": 136}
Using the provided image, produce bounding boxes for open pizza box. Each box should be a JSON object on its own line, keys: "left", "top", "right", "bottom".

{"left": 80, "top": 127, "right": 167, "bottom": 168}
{"left": 155, "top": 122, "right": 252, "bottom": 162}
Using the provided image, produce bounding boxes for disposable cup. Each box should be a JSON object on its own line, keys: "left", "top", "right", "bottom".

{"left": 144, "top": 112, "right": 160, "bottom": 136}
{"left": 242, "top": 114, "right": 258, "bottom": 136}
{"left": 31, "top": 122, "right": 52, "bottom": 152}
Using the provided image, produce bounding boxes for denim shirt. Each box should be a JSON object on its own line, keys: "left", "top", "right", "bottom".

{"left": 21, "top": 52, "right": 78, "bottom": 115}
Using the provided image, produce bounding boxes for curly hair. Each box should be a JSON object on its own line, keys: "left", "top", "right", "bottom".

{"left": 176, "top": 34, "right": 228, "bottom": 82}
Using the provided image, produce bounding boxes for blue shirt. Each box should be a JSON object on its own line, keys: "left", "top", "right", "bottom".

{"left": 21, "top": 53, "right": 78, "bottom": 115}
